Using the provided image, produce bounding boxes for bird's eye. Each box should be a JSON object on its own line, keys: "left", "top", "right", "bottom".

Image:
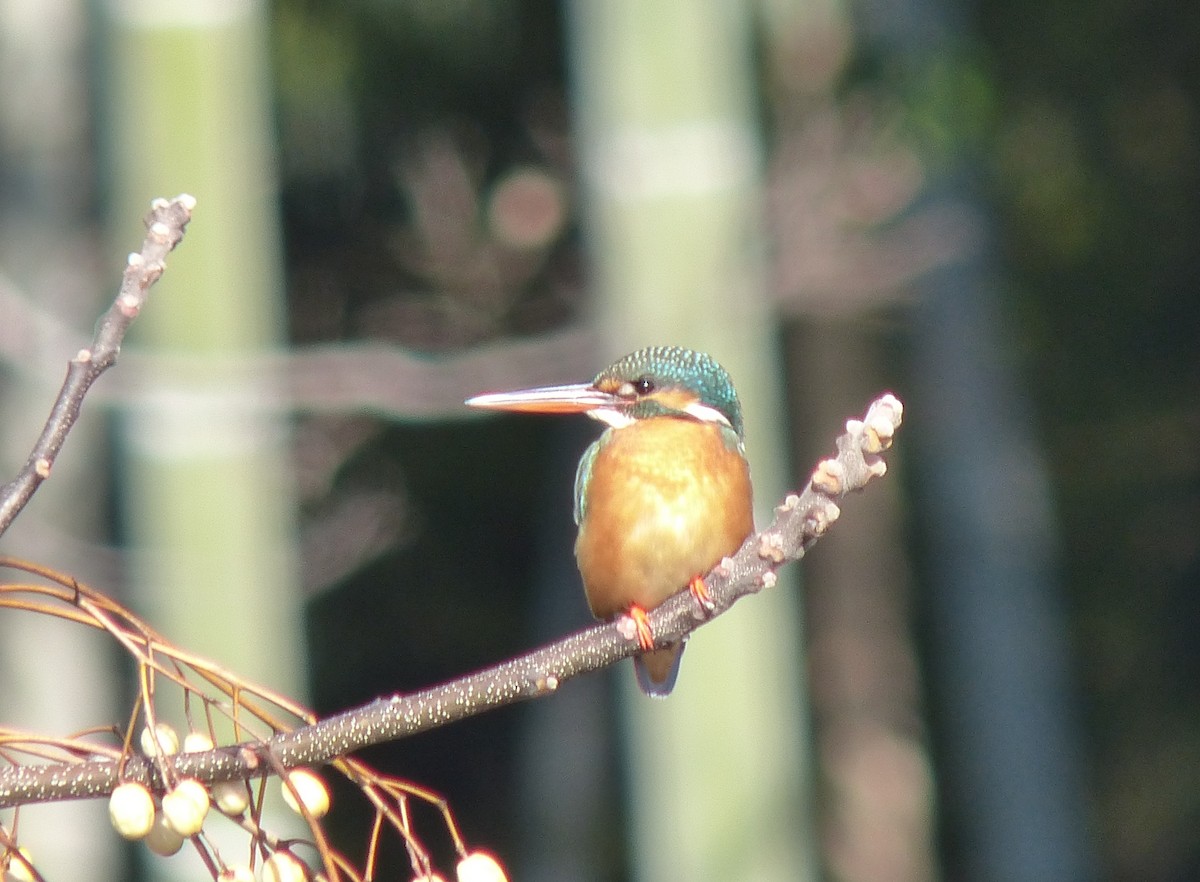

{"left": 614, "top": 377, "right": 654, "bottom": 399}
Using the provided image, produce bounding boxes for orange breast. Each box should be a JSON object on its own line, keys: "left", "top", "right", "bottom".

{"left": 574, "top": 418, "right": 753, "bottom": 619}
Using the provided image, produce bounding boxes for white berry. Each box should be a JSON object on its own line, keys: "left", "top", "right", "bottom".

{"left": 182, "top": 731, "right": 215, "bottom": 753}
{"left": 261, "top": 851, "right": 308, "bottom": 882}
{"left": 145, "top": 812, "right": 185, "bottom": 856}
{"left": 212, "top": 779, "right": 251, "bottom": 816}
{"left": 280, "top": 769, "right": 330, "bottom": 819}
{"left": 109, "top": 782, "right": 155, "bottom": 840}
{"left": 140, "top": 722, "right": 179, "bottom": 757}
{"left": 161, "top": 778, "right": 210, "bottom": 836}
{"left": 456, "top": 851, "right": 508, "bottom": 882}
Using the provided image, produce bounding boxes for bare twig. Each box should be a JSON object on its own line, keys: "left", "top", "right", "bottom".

{"left": 0, "top": 393, "right": 902, "bottom": 809}
{"left": 0, "top": 195, "right": 195, "bottom": 537}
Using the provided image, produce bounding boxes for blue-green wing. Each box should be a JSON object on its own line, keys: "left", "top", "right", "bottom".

{"left": 718, "top": 424, "right": 746, "bottom": 457}
{"left": 573, "top": 437, "right": 602, "bottom": 526}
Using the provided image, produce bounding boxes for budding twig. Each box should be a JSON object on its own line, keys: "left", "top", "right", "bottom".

{"left": 0, "top": 195, "right": 195, "bottom": 537}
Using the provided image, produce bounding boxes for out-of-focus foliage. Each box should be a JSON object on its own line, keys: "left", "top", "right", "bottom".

{"left": 843, "top": 0, "right": 1199, "bottom": 872}
{"left": 272, "top": 0, "right": 577, "bottom": 351}
{"left": 977, "top": 2, "right": 1200, "bottom": 879}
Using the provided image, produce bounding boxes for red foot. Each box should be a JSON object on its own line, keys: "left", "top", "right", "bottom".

{"left": 689, "top": 575, "right": 716, "bottom": 615}
{"left": 627, "top": 605, "right": 656, "bottom": 651}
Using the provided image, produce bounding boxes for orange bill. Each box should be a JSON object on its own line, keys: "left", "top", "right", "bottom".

{"left": 465, "top": 382, "right": 618, "bottom": 414}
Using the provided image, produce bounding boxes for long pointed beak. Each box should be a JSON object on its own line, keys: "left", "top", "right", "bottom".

{"left": 465, "top": 382, "right": 619, "bottom": 414}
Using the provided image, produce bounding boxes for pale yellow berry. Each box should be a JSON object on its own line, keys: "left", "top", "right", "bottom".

{"left": 140, "top": 722, "right": 179, "bottom": 757}
{"left": 182, "top": 731, "right": 215, "bottom": 753}
{"left": 5, "top": 846, "right": 35, "bottom": 882}
{"left": 212, "top": 779, "right": 251, "bottom": 816}
{"left": 261, "top": 851, "right": 308, "bottom": 882}
{"left": 280, "top": 769, "right": 330, "bottom": 819}
{"left": 144, "top": 812, "right": 185, "bottom": 856}
{"left": 161, "top": 778, "right": 210, "bottom": 836}
{"left": 455, "top": 851, "right": 508, "bottom": 882}
{"left": 109, "top": 781, "right": 155, "bottom": 840}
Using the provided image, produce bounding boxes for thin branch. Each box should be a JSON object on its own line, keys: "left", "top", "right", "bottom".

{"left": 0, "top": 393, "right": 902, "bottom": 809}
{"left": 0, "top": 195, "right": 195, "bottom": 538}
{"left": 0, "top": 285, "right": 601, "bottom": 422}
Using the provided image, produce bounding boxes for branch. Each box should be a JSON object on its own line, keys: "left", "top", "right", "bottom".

{"left": 0, "top": 392, "right": 902, "bottom": 809}
{"left": 0, "top": 195, "right": 195, "bottom": 538}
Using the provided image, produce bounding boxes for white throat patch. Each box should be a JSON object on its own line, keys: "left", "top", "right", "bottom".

{"left": 683, "top": 401, "right": 733, "bottom": 427}
{"left": 588, "top": 407, "right": 636, "bottom": 429}
{"left": 588, "top": 401, "right": 731, "bottom": 430}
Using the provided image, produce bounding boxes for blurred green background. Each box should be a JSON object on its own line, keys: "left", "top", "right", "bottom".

{"left": 0, "top": 0, "right": 1197, "bottom": 881}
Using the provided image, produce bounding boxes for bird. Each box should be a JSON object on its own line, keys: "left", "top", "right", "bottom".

{"left": 466, "top": 346, "right": 754, "bottom": 696}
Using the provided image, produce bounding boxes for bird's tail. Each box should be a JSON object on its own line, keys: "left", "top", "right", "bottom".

{"left": 634, "top": 644, "right": 685, "bottom": 697}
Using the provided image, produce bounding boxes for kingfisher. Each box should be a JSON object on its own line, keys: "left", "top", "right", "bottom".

{"left": 466, "top": 346, "right": 754, "bottom": 696}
